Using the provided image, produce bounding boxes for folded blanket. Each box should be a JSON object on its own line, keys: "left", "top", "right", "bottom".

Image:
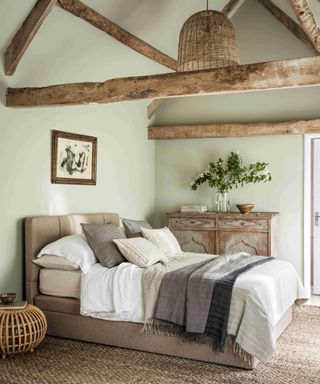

{"left": 151, "top": 253, "right": 274, "bottom": 353}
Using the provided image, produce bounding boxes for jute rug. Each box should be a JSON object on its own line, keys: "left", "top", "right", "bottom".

{"left": 1, "top": 305, "right": 319, "bottom": 384}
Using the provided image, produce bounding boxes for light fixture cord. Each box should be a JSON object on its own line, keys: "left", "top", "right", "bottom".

{"left": 206, "top": 0, "right": 210, "bottom": 31}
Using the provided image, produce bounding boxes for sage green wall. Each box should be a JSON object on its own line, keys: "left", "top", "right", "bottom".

{"left": 0, "top": 0, "right": 177, "bottom": 298}
{"left": 154, "top": 0, "right": 320, "bottom": 278}
{"left": 2, "top": 0, "right": 227, "bottom": 299}
{"left": 1, "top": 0, "right": 320, "bottom": 298}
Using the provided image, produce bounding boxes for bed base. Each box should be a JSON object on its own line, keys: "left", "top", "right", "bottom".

{"left": 43, "top": 309, "right": 256, "bottom": 369}
{"left": 38, "top": 299, "right": 292, "bottom": 370}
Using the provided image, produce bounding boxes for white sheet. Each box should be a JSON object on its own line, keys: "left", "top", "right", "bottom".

{"left": 39, "top": 269, "right": 81, "bottom": 299}
{"left": 80, "top": 252, "right": 305, "bottom": 361}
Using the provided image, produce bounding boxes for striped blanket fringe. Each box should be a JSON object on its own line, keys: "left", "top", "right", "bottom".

{"left": 142, "top": 319, "right": 253, "bottom": 363}
{"left": 142, "top": 319, "right": 184, "bottom": 337}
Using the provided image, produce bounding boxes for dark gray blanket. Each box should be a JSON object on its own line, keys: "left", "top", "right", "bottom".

{"left": 152, "top": 253, "right": 274, "bottom": 352}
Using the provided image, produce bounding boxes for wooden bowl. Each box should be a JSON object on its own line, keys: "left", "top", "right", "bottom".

{"left": 236, "top": 204, "right": 254, "bottom": 214}
{"left": 0, "top": 292, "right": 16, "bottom": 304}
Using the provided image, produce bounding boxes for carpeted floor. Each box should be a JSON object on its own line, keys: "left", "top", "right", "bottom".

{"left": 1, "top": 305, "right": 319, "bottom": 384}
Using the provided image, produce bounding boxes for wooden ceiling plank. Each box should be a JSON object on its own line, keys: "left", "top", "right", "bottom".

{"left": 4, "top": 0, "right": 57, "bottom": 76}
{"left": 148, "top": 120, "right": 320, "bottom": 139}
{"left": 147, "top": 99, "right": 164, "bottom": 119}
{"left": 222, "top": 0, "right": 247, "bottom": 18}
{"left": 6, "top": 56, "right": 320, "bottom": 108}
{"left": 291, "top": 0, "right": 320, "bottom": 53}
{"left": 258, "top": 0, "right": 318, "bottom": 54}
{"left": 57, "top": 0, "right": 177, "bottom": 71}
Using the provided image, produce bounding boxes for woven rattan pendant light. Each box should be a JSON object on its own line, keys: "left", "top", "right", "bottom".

{"left": 177, "top": 1, "right": 240, "bottom": 72}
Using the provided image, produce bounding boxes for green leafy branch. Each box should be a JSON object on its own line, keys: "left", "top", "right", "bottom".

{"left": 190, "top": 152, "right": 272, "bottom": 193}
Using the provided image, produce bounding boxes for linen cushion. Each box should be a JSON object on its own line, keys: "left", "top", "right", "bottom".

{"left": 32, "top": 255, "right": 79, "bottom": 271}
{"left": 141, "top": 227, "right": 181, "bottom": 256}
{"left": 81, "top": 224, "right": 126, "bottom": 268}
{"left": 113, "top": 237, "right": 168, "bottom": 268}
{"left": 37, "top": 234, "right": 96, "bottom": 273}
{"left": 122, "top": 218, "right": 152, "bottom": 238}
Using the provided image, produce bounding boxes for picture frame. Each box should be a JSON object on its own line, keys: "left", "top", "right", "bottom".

{"left": 51, "top": 130, "right": 97, "bottom": 185}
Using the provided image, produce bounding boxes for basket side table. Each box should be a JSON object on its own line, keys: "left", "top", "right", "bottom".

{"left": 0, "top": 304, "right": 47, "bottom": 359}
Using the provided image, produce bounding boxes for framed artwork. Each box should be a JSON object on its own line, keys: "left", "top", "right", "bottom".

{"left": 51, "top": 130, "right": 97, "bottom": 185}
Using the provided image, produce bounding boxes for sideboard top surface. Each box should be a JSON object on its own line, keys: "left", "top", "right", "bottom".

{"left": 167, "top": 212, "right": 279, "bottom": 219}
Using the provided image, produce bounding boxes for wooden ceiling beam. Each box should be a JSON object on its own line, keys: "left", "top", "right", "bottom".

{"left": 222, "top": 0, "right": 246, "bottom": 18}
{"left": 4, "top": 0, "right": 57, "bottom": 75}
{"left": 258, "top": 0, "right": 318, "bottom": 54}
{"left": 57, "top": 0, "right": 177, "bottom": 71}
{"left": 291, "top": 0, "right": 320, "bottom": 53}
{"left": 147, "top": 99, "right": 164, "bottom": 119}
{"left": 148, "top": 120, "right": 320, "bottom": 139}
{"left": 6, "top": 57, "right": 320, "bottom": 108}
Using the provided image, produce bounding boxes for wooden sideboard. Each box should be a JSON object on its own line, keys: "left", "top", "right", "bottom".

{"left": 167, "top": 212, "right": 279, "bottom": 257}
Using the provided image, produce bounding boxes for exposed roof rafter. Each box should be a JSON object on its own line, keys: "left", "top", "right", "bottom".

{"left": 57, "top": 0, "right": 177, "bottom": 71}
{"left": 258, "top": 0, "right": 318, "bottom": 54}
{"left": 291, "top": 0, "right": 320, "bottom": 53}
{"left": 222, "top": 0, "right": 247, "bottom": 18}
{"left": 4, "top": 0, "right": 57, "bottom": 76}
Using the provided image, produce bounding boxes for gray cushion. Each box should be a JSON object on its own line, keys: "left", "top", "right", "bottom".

{"left": 81, "top": 224, "right": 126, "bottom": 268}
{"left": 122, "top": 218, "right": 152, "bottom": 238}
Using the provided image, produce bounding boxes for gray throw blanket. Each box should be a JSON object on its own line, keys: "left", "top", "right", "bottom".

{"left": 151, "top": 253, "right": 274, "bottom": 352}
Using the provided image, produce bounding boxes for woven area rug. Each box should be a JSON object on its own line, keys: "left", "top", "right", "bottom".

{"left": 1, "top": 305, "right": 319, "bottom": 384}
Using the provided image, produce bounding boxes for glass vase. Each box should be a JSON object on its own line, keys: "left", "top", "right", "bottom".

{"left": 215, "top": 191, "right": 230, "bottom": 213}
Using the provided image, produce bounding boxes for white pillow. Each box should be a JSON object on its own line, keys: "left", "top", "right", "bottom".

{"left": 32, "top": 255, "right": 79, "bottom": 271}
{"left": 113, "top": 237, "right": 168, "bottom": 268}
{"left": 37, "top": 234, "right": 96, "bottom": 273}
{"left": 141, "top": 227, "right": 181, "bottom": 256}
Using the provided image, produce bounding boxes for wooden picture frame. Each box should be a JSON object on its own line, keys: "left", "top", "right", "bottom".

{"left": 51, "top": 130, "right": 97, "bottom": 185}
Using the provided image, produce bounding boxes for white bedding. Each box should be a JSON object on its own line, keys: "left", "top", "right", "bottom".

{"left": 81, "top": 252, "right": 305, "bottom": 361}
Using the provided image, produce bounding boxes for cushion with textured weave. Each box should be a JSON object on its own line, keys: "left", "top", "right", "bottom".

{"left": 122, "top": 218, "right": 152, "bottom": 238}
{"left": 141, "top": 227, "right": 181, "bottom": 257}
{"left": 81, "top": 224, "right": 126, "bottom": 268}
{"left": 113, "top": 237, "right": 168, "bottom": 268}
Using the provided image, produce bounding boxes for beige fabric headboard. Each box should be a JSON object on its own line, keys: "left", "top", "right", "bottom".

{"left": 25, "top": 213, "right": 121, "bottom": 304}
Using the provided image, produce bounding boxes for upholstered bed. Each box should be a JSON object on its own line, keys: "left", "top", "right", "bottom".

{"left": 25, "top": 212, "right": 295, "bottom": 370}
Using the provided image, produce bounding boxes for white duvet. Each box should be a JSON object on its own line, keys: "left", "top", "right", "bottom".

{"left": 81, "top": 252, "right": 305, "bottom": 361}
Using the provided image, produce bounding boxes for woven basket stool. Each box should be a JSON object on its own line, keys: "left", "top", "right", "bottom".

{"left": 0, "top": 304, "right": 47, "bottom": 359}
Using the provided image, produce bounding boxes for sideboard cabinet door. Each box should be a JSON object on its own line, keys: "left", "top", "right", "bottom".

{"left": 171, "top": 230, "right": 215, "bottom": 254}
{"left": 217, "top": 231, "right": 268, "bottom": 256}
